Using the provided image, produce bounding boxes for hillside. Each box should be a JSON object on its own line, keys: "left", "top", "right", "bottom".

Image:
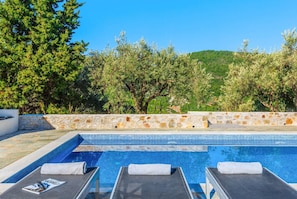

{"left": 188, "top": 50, "right": 239, "bottom": 111}
{"left": 190, "top": 50, "right": 236, "bottom": 97}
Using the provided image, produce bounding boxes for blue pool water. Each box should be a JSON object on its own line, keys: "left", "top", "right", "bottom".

{"left": 59, "top": 146, "right": 297, "bottom": 189}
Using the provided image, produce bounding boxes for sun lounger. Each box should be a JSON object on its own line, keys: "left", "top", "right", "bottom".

{"left": 110, "top": 166, "right": 194, "bottom": 199}
{"left": 205, "top": 166, "right": 297, "bottom": 199}
{"left": 0, "top": 166, "right": 99, "bottom": 199}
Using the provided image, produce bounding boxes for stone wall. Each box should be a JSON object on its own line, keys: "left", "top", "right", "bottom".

{"left": 19, "top": 114, "right": 208, "bottom": 130}
{"left": 188, "top": 112, "right": 297, "bottom": 126}
{"left": 18, "top": 112, "right": 297, "bottom": 131}
{"left": 19, "top": 114, "right": 53, "bottom": 130}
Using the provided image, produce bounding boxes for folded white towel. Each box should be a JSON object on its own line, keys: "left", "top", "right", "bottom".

{"left": 40, "top": 162, "right": 87, "bottom": 175}
{"left": 217, "top": 162, "right": 263, "bottom": 174}
{"left": 128, "top": 164, "right": 171, "bottom": 175}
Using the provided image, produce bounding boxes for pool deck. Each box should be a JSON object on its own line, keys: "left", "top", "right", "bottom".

{"left": 1, "top": 127, "right": 297, "bottom": 197}
{"left": 0, "top": 130, "right": 70, "bottom": 169}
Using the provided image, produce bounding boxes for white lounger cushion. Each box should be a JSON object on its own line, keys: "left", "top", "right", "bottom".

{"left": 40, "top": 162, "right": 87, "bottom": 175}
{"left": 217, "top": 161, "right": 263, "bottom": 174}
{"left": 128, "top": 164, "right": 171, "bottom": 175}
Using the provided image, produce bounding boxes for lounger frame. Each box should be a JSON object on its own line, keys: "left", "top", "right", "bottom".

{"left": 205, "top": 168, "right": 228, "bottom": 199}
{"left": 110, "top": 166, "right": 194, "bottom": 199}
{"left": 205, "top": 167, "right": 297, "bottom": 199}
{"left": 0, "top": 167, "right": 99, "bottom": 199}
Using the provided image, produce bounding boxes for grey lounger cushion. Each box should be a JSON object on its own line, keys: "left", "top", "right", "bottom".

{"left": 206, "top": 167, "right": 297, "bottom": 199}
{"left": 110, "top": 167, "right": 193, "bottom": 199}
{"left": 0, "top": 167, "right": 99, "bottom": 199}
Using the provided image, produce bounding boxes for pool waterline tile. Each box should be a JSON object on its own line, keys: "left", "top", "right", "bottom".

{"left": 79, "top": 132, "right": 297, "bottom": 146}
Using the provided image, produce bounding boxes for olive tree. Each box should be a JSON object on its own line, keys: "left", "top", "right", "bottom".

{"left": 282, "top": 29, "right": 297, "bottom": 110}
{"left": 219, "top": 30, "right": 297, "bottom": 111}
{"left": 89, "top": 33, "right": 212, "bottom": 113}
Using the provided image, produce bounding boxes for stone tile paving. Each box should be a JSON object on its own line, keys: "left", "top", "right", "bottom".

{"left": 0, "top": 130, "right": 69, "bottom": 169}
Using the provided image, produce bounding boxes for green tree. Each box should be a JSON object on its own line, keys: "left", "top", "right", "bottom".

{"left": 89, "top": 33, "right": 212, "bottom": 114}
{"left": 282, "top": 29, "right": 297, "bottom": 110}
{"left": 0, "top": 0, "right": 87, "bottom": 113}
{"left": 219, "top": 30, "right": 297, "bottom": 112}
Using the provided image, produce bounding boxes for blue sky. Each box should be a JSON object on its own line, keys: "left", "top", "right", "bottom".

{"left": 73, "top": 0, "right": 297, "bottom": 54}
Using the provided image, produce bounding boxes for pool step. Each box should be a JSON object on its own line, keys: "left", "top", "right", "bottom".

{"left": 74, "top": 145, "right": 208, "bottom": 152}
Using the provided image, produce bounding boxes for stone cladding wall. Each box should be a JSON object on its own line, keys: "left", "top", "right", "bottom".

{"left": 19, "top": 112, "right": 297, "bottom": 131}
{"left": 19, "top": 114, "right": 53, "bottom": 130}
{"left": 189, "top": 112, "right": 297, "bottom": 126}
{"left": 19, "top": 114, "right": 208, "bottom": 130}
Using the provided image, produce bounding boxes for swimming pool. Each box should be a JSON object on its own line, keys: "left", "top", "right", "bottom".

{"left": 3, "top": 132, "right": 297, "bottom": 195}
{"left": 56, "top": 133, "right": 297, "bottom": 193}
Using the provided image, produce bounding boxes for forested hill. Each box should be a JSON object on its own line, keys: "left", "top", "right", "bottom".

{"left": 190, "top": 50, "right": 237, "bottom": 97}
